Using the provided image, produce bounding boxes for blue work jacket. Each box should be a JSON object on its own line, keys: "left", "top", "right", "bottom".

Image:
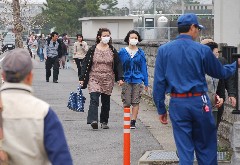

{"left": 153, "top": 34, "right": 236, "bottom": 115}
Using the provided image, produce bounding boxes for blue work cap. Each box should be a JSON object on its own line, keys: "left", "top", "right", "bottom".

{"left": 177, "top": 13, "right": 205, "bottom": 30}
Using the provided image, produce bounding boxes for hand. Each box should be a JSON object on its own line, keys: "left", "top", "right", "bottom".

{"left": 44, "top": 56, "right": 47, "bottom": 60}
{"left": 215, "top": 95, "right": 224, "bottom": 108}
{"left": 144, "top": 86, "right": 148, "bottom": 91}
{"left": 229, "top": 96, "right": 236, "bottom": 107}
{"left": 159, "top": 113, "right": 168, "bottom": 125}
{"left": 118, "top": 80, "right": 124, "bottom": 86}
{"left": 79, "top": 81, "right": 84, "bottom": 86}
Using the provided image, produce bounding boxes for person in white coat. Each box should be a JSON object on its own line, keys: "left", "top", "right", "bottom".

{"left": 73, "top": 34, "right": 88, "bottom": 80}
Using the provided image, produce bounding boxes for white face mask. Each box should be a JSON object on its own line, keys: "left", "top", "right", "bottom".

{"left": 101, "top": 37, "right": 110, "bottom": 44}
{"left": 129, "top": 39, "right": 138, "bottom": 46}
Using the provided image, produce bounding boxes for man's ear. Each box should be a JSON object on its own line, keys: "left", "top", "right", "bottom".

{"left": 23, "top": 71, "right": 33, "bottom": 85}
{"left": 1, "top": 73, "right": 6, "bottom": 81}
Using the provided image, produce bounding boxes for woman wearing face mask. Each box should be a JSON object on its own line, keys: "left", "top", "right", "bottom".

{"left": 73, "top": 34, "right": 88, "bottom": 80}
{"left": 118, "top": 30, "right": 148, "bottom": 129}
{"left": 79, "top": 28, "right": 124, "bottom": 130}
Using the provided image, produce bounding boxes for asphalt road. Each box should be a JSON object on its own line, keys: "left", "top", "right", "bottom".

{"left": 31, "top": 59, "right": 161, "bottom": 165}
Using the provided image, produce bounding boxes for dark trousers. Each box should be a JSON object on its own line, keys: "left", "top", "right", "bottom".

{"left": 45, "top": 57, "right": 60, "bottom": 81}
{"left": 74, "top": 58, "right": 83, "bottom": 81}
{"left": 216, "top": 105, "right": 224, "bottom": 129}
{"left": 87, "top": 92, "right": 110, "bottom": 124}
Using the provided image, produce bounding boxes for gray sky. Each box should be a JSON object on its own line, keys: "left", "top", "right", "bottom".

{"left": 26, "top": 0, "right": 212, "bottom": 7}
{"left": 116, "top": 0, "right": 212, "bottom": 8}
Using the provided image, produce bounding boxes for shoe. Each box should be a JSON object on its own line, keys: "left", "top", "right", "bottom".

{"left": 46, "top": 79, "right": 49, "bottom": 82}
{"left": 101, "top": 122, "right": 109, "bottom": 129}
{"left": 91, "top": 121, "right": 98, "bottom": 129}
{"left": 130, "top": 120, "right": 136, "bottom": 129}
{"left": 53, "top": 80, "right": 58, "bottom": 83}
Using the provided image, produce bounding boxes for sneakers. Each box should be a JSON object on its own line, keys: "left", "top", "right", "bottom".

{"left": 101, "top": 122, "right": 109, "bottom": 129}
{"left": 91, "top": 121, "right": 98, "bottom": 129}
{"left": 53, "top": 80, "right": 58, "bottom": 83}
{"left": 130, "top": 120, "right": 136, "bottom": 129}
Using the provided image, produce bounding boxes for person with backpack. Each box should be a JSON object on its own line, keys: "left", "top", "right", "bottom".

{"left": 79, "top": 28, "right": 124, "bottom": 129}
{"left": 44, "top": 31, "right": 63, "bottom": 83}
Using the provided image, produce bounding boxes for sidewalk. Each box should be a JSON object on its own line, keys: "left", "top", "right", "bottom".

{"left": 69, "top": 59, "right": 176, "bottom": 152}
{"left": 31, "top": 57, "right": 162, "bottom": 165}
{"left": 112, "top": 83, "right": 176, "bottom": 151}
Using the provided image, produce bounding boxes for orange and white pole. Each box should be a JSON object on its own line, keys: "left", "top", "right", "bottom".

{"left": 123, "top": 107, "right": 131, "bottom": 165}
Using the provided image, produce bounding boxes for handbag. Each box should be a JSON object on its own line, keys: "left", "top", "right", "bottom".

{"left": 67, "top": 86, "right": 86, "bottom": 112}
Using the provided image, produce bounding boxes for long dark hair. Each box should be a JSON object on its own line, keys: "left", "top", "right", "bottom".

{"left": 95, "top": 28, "right": 112, "bottom": 45}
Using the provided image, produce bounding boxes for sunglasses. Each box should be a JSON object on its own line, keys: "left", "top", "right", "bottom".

{"left": 194, "top": 25, "right": 201, "bottom": 31}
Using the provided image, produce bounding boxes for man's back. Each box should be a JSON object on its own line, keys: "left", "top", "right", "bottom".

{"left": 1, "top": 83, "right": 51, "bottom": 165}
{"left": 158, "top": 34, "right": 235, "bottom": 94}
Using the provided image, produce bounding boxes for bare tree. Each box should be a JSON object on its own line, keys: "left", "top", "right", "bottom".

{"left": 135, "top": 0, "right": 147, "bottom": 12}
{"left": 12, "top": 0, "right": 23, "bottom": 48}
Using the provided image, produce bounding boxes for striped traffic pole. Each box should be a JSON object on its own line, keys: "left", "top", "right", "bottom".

{"left": 123, "top": 107, "right": 131, "bottom": 165}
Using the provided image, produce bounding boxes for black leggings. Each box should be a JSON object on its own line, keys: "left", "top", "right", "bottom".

{"left": 74, "top": 58, "right": 83, "bottom": 80}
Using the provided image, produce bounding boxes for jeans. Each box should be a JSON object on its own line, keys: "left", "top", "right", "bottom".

{"left": 39, "top": 48, "right": 44, "bottom": 61}
{"left": 87, "top": 92, "right": 110, "bottom": 124}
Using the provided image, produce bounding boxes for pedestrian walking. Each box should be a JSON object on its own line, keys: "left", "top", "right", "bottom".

{"left": 44, "top": 31, "right": 63, "bottom": 83}
{"left": 73, "top": 34, "right": 88, "bottom": 80}
{"left": 30, "top": 36, "right": 38, "bottom": 59}
{"left": 118, "top": 30, "right": 148, "bottom": 129}
{"left": 79, "top": 28, "right": 124, "bottom": 129}
{"left": 153, "top": 13, "right": 236, "bottom": 165}
{"left": 201, "top": 39, "right": 236, "bottom": 129}
{"left": 60, "top": 33, "right": 70, "bottom": 69}
{"left": 38, "top": 33, "right": 45, "bottom": 62}
{"left": 0, "top": 48, "right": 73, "bottom": 165}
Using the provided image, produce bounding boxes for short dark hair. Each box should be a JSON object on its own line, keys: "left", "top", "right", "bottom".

{"left": 76, "top": 34, "right": 83, "bottom": 40}
{"left": 124, "top": 30, "right": 142, "bottom": 44}
{"left": 178, "top": 25, "right": 191, "bottom": 33}
{"left": 96, "top": 28, "right": 112, "bottom": 45}
{"left": 205, "top": 42, "right": 218, "bottom": 51}
{"left": 62, "top": 33, "right": 67, "bottom": 37}
{"left": 51, "top": 32, "right": 58, "bottom": 38}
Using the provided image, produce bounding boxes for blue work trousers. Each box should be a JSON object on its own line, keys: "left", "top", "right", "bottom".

{"left": 169, "top": 95, "right": 217, "bottom": 165}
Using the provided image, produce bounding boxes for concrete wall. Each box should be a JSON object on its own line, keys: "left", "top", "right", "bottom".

{"left": 214, "top": 0, "right": 240, "bottom": 48}
{"left": 82, "top": 20, "right": 134, "bottom": 40}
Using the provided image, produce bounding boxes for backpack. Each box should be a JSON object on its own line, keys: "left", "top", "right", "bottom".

{"left": 46, "top": 38, "right": 64, "bottom": 58}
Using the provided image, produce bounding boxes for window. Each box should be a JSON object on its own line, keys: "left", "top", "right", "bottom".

{"left": 145, "top": 18, "right": 154, "bottom": 27}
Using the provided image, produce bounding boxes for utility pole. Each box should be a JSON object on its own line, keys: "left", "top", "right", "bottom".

{"left": 153, "top": 0, "right": 156, "bottom": 14}
{"left": 181, "top": 0, "right": 185, "bottom": 14}
{"left": 12, "top": 0, "right": 23, "bottom": 48}
{"left": 129, "top": 0, "right": 133, "bottom": 15}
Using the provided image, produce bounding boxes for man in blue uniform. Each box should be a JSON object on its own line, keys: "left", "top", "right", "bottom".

{"left": 153, "top": 13, "right": 236, "bottom": 165}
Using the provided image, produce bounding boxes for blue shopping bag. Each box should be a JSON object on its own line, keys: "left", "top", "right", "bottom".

{"left": 67, "top": 86, "right": 86, "bottom": 112}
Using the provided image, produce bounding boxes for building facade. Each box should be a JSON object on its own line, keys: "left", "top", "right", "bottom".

{"left": 214, "top": 0, "right": 240, "bottom": 48}
{"left": 79, "top": 17, "right": 135, "bottom": 40}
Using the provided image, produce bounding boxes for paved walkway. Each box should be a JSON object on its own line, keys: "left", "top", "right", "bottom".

{"left": 30, "top": 58, "right": 170, "bottom": 165}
